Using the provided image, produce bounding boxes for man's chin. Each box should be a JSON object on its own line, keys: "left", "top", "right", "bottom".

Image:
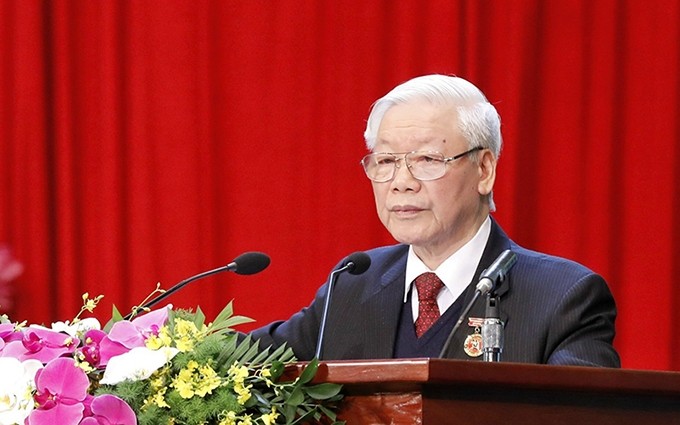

{"left": 389, "top": 231, "right": 427, "bottom": 247}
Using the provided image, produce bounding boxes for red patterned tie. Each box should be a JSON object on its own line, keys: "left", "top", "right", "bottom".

{"left": 414, "top": 272, "right": 444, "bottom": 338}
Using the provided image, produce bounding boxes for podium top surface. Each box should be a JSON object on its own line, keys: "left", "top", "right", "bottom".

{"left": 305, "top": 358, "right": 680, "bottom": 397}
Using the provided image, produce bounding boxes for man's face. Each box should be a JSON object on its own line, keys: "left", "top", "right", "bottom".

{"left": 371, "top": 101, "right": 495, "bottom": 260}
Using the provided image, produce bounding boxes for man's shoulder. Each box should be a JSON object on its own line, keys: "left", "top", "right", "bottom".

{"left": 513, "top": 244, "right": 594, "bottom": 273}
{"left": 491, "top": 219, "right": 598, "bottom": 281}
{"left": 360, "top": 244, "right": 409, "bottom": 271}
{"left": 508, "top": 243, "right": 602, "bottom": 291}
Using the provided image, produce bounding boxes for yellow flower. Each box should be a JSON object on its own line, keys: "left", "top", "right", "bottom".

{"left": 145, "top": 326, "right": 172, "bottom": 349}
{"left": 159, "top": 326, "right": 173, "bottom": 345}
{"left": 150, "top": 374, "right": 167, "bottom": 390}
{"left": 227, "top": 362, "right": 249, "bottom": 383}
{"left": 78, "top": 293, "right": 104, "bottom": 315}
{"left": 194, "top": 364, "right": 221, "bottom": 397}
{"left": 173, "top": 363, "right": 198, "bottom": 398}
{"left": 171, "top": 360, "right": 221, "bottom": 399}
{"left": 233, "top": 382, "right": 252, "bottom": 405}
{"left": 145, "top": 334, "right": 163, "bottom": 350}
{"left": 75, "top": 356, "right": 95, "bottom": 373}
{"left": 175, "top": 336, "right": 194, "bottom": 352}
{"left": 218, "top": 411, "right": 237, "bottom": 425}
{"left": 144, "top": 386, "right": 170, "bottom": 408}
{"left": 258, "top": 367, "right": 274, "bottom": 387}
{"left": 83, "top": 295, "right": 102, "bottom": 312}
{"left": 260, "top": 407, "right": 279, "bottom": 425}
{"left": 228, "top": 367, "right": 255, "bottom": 404}
{"left": 217, "top": 412, "right": 253, "bottom": 425}
{"left": 173, "top": 318, "right": 203, "bottom": 352}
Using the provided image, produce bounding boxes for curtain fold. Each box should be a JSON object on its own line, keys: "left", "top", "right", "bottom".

{"left": 1, "top": 0, "right": 679, "bottom": 371}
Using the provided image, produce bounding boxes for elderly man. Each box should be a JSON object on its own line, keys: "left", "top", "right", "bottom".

{"left": 252, "top": 74, "right": 619, "bottom": 367}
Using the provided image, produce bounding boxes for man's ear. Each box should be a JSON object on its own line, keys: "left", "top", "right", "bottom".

{"left": 477, "top": 149, "right": 496, "bottom": 196}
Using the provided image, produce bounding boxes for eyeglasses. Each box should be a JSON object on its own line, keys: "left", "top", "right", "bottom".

{"left": 360, "top": 147, "right": 483, "bottom": 182}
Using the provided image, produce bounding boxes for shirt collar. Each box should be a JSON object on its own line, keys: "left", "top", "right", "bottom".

{"left": 404, "top": 216, "right": 492, "bottom": 302}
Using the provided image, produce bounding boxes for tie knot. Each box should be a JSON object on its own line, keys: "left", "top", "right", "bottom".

{"left": 415, "top": 272, "right": 444, "bottom": 301}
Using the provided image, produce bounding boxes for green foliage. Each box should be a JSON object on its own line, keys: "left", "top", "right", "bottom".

{"left": 96, "top": 302, "right": 344, "bottom": 425}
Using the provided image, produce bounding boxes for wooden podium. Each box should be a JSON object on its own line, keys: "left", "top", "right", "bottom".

{"left": 305, "top": 359, "right": 680, "bottom": 424}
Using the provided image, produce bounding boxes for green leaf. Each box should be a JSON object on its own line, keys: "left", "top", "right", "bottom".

{"left": 297, "top": 358, "right": 319, "bottom": 385}
{"left": 269, "top": 361, "right": 285, "bottom": 380}
{"left": 289, "top": 409, "right": 316, "bottom": 425}
{"left": 240, "top": 341, "right": 262, "bottom": 363}
{"left": 215, "top": 333, "right": 238, "bottom": 367}
{"left": 250, "top": 345, "right": 271, "bottom": 364}
{"left": 285, "top": 386, "right": 305, "bottom": 406}
{"left": 103, "top": 305, "right": 125, "bottom": 332}
{"left": 250, "top": 389, "right": 271, "bottom": 408}
{"left": 213, "top": 301, "right": 234, "bottom": 323}
{"left": 210, "top": 302, "right": 256, "bottom": 332}
{"left": 282, "top": 403, "right": 297, "bottom": 423}
{"left": 220, "top": 334, "right": 265, "bottom": 367}
{"left": 318, "top": 404, "right": 339, "bottom": 421}
{"left": 303, "top": 383, "right": 342, "bottom": 400}
{"left": 229, "top": 336, "right": 253, "bottom": 362}
{"left": 193, "top": 306, "right": 206, "bottom": 328}
{"left": 220, "top": 314, "right": 255, "bottom": 329}
{"left": 258, "top": 344, "right": 296, "bottom": 368}
{"left": 111, "top": 304, "right": 124, "bottom": 321}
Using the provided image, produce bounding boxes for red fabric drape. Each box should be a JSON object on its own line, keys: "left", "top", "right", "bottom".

{"left": 1, "top": 0, "right": 679, "bottom": 371}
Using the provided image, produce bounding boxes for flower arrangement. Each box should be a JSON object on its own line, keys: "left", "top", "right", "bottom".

{"left": 0, "top": 293, "right": 343, "bottom": 425}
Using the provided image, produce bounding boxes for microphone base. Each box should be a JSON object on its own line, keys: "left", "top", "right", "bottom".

{"left": 483, "top": 350, "right": 502, "bottom": 362}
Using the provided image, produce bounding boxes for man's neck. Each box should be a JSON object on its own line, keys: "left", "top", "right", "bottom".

{"left": 412, "top": 215, "right": 490, "bottom": 270}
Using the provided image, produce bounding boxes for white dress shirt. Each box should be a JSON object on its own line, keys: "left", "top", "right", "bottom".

{"left": 404, "top": 216, "right": 491, "bottom": 321}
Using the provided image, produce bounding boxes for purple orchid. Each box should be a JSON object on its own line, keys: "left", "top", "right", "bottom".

{"left": 27, "top": 357, "right": 90, "bottom": 425}
{"left": 98, "top": 306, "right": 170, "bottom": 365}
{"left": 0, "top": 325, "right": 77, "bottom": 363}
{"left": 80, "top": 394, "right": 136, "bottom": 425}
{"left": 26, "top": 357, "right": 135, "bottom": 425}
{"left": 0, "top": 322, "right": 22, "bottom": 341}
{"left": 0, "top": 322, "right": 23, "bottom": 352}
{"left": 76, "top": 329, "right": 108, "bottom": 368}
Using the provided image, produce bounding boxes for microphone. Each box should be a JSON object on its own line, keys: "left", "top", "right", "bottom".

{"left": 343, "top": 251, "right": 372, "bottom": 275}
{"left": 476, "top": 250, "right": 518, "bottom": 295}
{"left": 438, "top": 250, "right": 517, "bottom": 358}
{"left": 124, "top": 251, "right": 270, "bottom": 320}
{"left": 314, "top": 251, "right": 371, "bottom": 359}
{"left": 226, "top": 251, "right": 271, "bottom": 275}
{"left": 482, "top": 294, "right": 503, "bottom": 362}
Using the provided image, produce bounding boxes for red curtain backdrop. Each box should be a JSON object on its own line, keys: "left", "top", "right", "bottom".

{"left": 1, "top": 0, "right": 679, "bottom": 371}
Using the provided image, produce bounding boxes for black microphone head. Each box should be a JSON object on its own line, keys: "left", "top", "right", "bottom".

{"left": 231, "top": 251, "right": 270, "bottom": 275}
{"left": 345, "top": 251, "right": 371, "bottom": 275}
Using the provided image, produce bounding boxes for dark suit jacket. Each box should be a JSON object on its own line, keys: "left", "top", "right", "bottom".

{"left": 252, "top": 219, "right": 620, "bottom": 367}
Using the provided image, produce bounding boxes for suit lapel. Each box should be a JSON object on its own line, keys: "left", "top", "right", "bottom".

{"left": 359, "top": 248, "right": 408, "bottom": 359}
{"left": 443, "top": 218, "right": 514, "bottom": 359}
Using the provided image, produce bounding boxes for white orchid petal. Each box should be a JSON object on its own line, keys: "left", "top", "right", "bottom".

{"left": 47, "top": 318, "right": 102, "bottom": 337}
{"left": 100, "top": 346, "right": 179, "bottom": 385}
{"left": 0, "top": 358, "right": 43, "bottom": 424}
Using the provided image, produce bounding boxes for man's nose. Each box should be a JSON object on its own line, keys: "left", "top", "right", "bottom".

{"left": 390, "top": 158, "right": 419, "bottom": 190}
